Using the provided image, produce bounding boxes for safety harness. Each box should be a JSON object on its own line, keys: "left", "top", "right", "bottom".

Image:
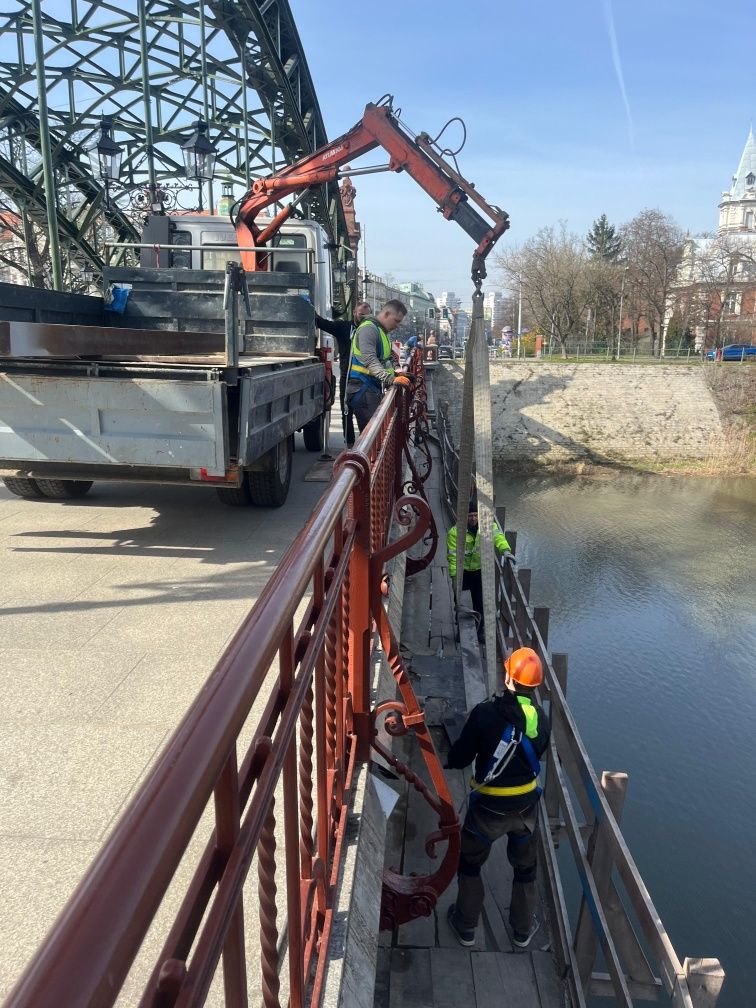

{"left": 470, "top": 697, "right": 542, "bottom": 800}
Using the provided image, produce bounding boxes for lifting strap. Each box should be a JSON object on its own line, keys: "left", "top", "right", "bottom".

{"left": 455, "top": 281, "right": 499, "bottom": 695}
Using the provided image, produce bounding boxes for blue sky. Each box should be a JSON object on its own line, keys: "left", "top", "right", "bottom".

{"left": 291, "top": 0, "right": 754, "bottom": 300}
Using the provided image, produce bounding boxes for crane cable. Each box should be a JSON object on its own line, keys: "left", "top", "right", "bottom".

{"left": 454, "top": 278, "right": 499, "bottom": 697}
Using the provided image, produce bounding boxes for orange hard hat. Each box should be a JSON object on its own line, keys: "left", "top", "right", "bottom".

{"left": 504, "top": 647, "right": 543, "bottom": 688}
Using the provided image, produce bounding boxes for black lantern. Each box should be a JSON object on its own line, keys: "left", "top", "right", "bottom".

{"left": 181, "top": 119, "right": 217, "bottom": 211}
{"left": 88, "top": 118, "right": 123, "bottom": 206}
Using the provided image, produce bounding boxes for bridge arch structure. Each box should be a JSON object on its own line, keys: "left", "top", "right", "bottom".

{"left": 0, "top": 0, "right": 347, "bottom": 289}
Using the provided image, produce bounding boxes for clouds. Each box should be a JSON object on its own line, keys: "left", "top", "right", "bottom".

{"left": 602, "top": 0, "right": 635, "bottom": 150}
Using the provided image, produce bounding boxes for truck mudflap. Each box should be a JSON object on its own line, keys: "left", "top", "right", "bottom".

{"left": 0, "top": 372, "right": 228, "bottom": 475}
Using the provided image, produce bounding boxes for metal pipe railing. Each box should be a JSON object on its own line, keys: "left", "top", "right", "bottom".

{"left": 6, "top": 387, "right": 411, "bottom": 1008}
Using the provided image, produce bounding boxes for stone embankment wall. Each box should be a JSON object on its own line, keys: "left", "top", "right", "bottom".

{"left": 434, "top": 361, "right": 725, "bottom": 466}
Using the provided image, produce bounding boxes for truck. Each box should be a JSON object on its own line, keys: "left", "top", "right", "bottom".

{"left": 0, "top": 96, "right": 509, "bottom": 509}
{"left": 0, "top": 215, "right": 335, "bottom": 507}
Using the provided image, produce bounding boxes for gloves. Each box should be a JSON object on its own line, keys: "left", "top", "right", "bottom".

{"left": 502, "top": 551, "right": 517, "bottom": 566}
{"left": 392, "top": 374, "right": 412, "bottom": 388}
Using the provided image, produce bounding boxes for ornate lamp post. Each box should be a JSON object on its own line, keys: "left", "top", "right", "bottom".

{"left": 181, "top": 119, "right": 218, "bottom": 213}
{"left": 88, "top": 118, "right": 123, "bottom": 207}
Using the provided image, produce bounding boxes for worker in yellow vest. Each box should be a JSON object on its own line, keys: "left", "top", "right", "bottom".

{"left": 447, "top": 500, "right": 513, "bottom": 629}
{"left": 346, "top": 299, "right": 409, "bottom": 432}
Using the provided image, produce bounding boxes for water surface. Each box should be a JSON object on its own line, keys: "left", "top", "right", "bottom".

{"left": 494, "top": 471, "right": 756, "bottom": 1007}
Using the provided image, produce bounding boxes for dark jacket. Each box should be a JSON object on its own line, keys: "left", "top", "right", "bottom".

{"left": 315, "top": 314, "right": 352, "bottom": 369}
{"left": 447, "top": 690, "right": 550, "bottom": 812}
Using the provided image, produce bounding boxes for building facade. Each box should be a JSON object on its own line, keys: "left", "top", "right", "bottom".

{"left": 669, "top": 130, "right": 756, "bottom": 351}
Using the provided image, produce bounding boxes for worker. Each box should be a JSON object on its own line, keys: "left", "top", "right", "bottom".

{"left": 445, "top": 647, "right": 550, "bottom": 949}
{"left": 315, "top": 300, "right": 371, "bottom": 447}
{"left": 447, "top": 501, "right": 513, "bottom": 630}
{"left": 402, "top": 332, "right": 424, "bottom": 366}
{"left": 345, "top": 299, "right": 409, "bottom": 433}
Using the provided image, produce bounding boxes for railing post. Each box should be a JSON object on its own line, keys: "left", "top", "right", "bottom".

{"left": 574, "top": 771, "right": 628, "bottom": 990}
{"left": 544, "top": 653, "right": 568, "bottom": 826}
{"left": 683, "top": 958, "right": 725, "bottom": 1008}
{"left": 532, "top": 606, "right": 549, "bottom": 658}
{"left": 347, "top": 460, "right": 374, "bottom": 762}
{"left": 514, "top": 567, "right": 531, "bottom": 642}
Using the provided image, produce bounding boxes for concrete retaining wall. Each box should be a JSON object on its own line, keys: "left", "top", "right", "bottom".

{"left": 434, "top": 361, "right": 724, "bottom": 465}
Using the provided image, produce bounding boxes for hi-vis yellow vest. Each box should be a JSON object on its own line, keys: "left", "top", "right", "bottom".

{"left": 349, "top": 319, "right": 394, "bottom": 389}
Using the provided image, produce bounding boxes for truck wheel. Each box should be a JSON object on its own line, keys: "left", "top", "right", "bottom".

{"left": 302, "top": 412, "right": 326, "bottom": 452}
{"left": 216, "top": 481, "right": 253, "bottom": 507}
{"left": 36, "top": 479, "right": 93, "bottom": 499}
{"left": 248, "top": 435, "right": 293, "bottom": 508}
{"left": 2, "top": 476, "right": 44, "bottom": 499}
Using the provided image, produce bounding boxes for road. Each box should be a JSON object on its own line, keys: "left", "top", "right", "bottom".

{"left": 0, "top": 429, "right": 337, "bottom": 1000}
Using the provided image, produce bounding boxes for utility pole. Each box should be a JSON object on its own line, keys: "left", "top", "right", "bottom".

{"left": 616, "top": 267, "right": 628, "bottom": 360}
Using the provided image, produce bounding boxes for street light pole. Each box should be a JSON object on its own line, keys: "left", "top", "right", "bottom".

{"left": 616, "top": 266, "right": 628, "bottom": 360}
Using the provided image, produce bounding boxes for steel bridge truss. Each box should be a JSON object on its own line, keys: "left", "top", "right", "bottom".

{"left": 0, "top": 0, "right": 347, "bottom": 289}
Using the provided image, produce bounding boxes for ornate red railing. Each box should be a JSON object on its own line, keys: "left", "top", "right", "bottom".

{"left": 5, "top": 356, "right": 457, "bottom": 1008}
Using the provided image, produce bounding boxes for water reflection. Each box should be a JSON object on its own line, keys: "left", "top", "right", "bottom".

{"left": 495, "top": 471, "right": 756, "bottom": 1008}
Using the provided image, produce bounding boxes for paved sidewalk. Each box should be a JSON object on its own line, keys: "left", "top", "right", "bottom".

{"left": 0, "top": 426, "right": 340, "bottom": 1000}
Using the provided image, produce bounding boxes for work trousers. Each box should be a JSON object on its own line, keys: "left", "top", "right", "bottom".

{"left": 461, "top": 569, "right": 483, "bottom": 623}
{"left": 338, "top": 371, "right": 356, "bottom": 446}
{"left": 346, "top": 385, "right": 382, "bottom": 434}
{"left": 455, "top": 799, "right": 539, "bottom": 935}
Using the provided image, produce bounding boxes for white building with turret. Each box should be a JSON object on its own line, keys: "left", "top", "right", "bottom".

{"left": 669, "top": 130, "right": 756, "bottom": 350}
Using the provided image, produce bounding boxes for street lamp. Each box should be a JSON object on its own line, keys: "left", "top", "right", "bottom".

{"left": 88, "top": 118, "right": 123, "bottom": 207}
{"left": 181, "top": 119, "right": 218, "bottom": 212}
{"left": 616, "top": 266, "right": 629, "bottom": 360}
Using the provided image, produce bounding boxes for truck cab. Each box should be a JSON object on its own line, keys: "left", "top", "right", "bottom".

{"left": 138, "top": 214, "right": 333, "bottom": 318}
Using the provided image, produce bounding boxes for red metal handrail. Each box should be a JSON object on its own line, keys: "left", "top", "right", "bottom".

{"left": 6, "top": 361, "right": 457, "bottom": 1008}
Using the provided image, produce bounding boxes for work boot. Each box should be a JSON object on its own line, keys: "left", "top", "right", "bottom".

{"left": 447, "top": 904, "right": 475, "bottom": 947}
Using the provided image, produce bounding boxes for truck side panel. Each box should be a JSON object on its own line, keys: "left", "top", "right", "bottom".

{"left": 239, "top": 361, "right": 324, "bottom": 465}
{"left": 0, "top": 373, "right": 228, "bottom": 475}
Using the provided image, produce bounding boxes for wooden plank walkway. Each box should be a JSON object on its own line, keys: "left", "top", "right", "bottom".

{"left": 373, "top": 435, "right": 564, "bottom": 1008}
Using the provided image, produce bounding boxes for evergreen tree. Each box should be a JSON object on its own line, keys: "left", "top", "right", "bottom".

{"left": 587, "top": 214, "right": 622, "bottom": 262}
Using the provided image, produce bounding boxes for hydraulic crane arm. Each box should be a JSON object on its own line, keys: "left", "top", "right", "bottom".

{"left": 234, "top": 98, "right": 509, "bottom": 282}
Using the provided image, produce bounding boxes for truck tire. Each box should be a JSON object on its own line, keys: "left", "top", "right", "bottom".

{"left": 248, "top": 435, "right": 293, "bottom": 508}
{"left": 36, "top": 479, "right": 94, "bottom": 499}
{"left": 302, "top": 412, "right": 326, "bottom": 452}
{"left": 2, "top": 476, "right": 44, "bottom": 499}
{"left": 216, "top": 481, "right": 253, "bottom": 507}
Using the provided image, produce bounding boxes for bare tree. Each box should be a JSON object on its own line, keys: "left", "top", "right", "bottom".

{"left": 496, "top": 223, "right": 595, "bottom": 358}
{"left": 619, "top": 209, "right": 684, "bottom": 356}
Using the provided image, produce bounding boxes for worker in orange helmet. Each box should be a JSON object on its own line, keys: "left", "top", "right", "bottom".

{"left": 445, "top": 647, "right": 550, "bottom": 949}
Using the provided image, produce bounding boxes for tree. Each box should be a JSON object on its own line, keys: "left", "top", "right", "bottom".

{"left": 586, "top": 214, "right": 622, "bottom": 262}
{"left": 496, "top": 223, "right": 595, "bottom": 358}
{"left": 619, "top": 209, "right": 684, "bottom": 356}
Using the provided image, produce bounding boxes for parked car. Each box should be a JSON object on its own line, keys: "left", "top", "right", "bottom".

{"left": 706, "top": 344, "right": 756, "bottom": 361}
{"left": 438, "top": 345, "right": 453, "bottom": 359}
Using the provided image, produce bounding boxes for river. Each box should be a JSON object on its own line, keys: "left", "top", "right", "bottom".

{"left": 494, "top": 471, "right": 756, "bottom": 1007}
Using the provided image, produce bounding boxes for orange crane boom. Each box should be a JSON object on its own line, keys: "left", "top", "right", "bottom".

{"left": 233, "top": 97, "right": 509, "bottom": 282}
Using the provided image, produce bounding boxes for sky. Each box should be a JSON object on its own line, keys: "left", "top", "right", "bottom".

{"left": 291, "top": 0, "right": 755, "bottom": 301}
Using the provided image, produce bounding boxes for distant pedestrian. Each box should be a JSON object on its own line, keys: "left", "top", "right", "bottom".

{"left": 315, "top": 300, "right": 371, "bottom": 446}
{"left": 446, "top": 647, "right": 550, "bottom": 949}
{"left": 345, "top": 299, "right": 409, "bottom": 432}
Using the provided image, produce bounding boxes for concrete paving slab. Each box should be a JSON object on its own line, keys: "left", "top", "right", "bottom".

{"left": 0, "top": 597, "right": 124, "bottom": 648}
{"left": 100, "top": 651, "right": 222, "bottom": 726}
{"left": 87, "top": 598, "right": 254, "bottom": 654}
{"left": 0, "top": 721, "right": 169, "bottom": 841}
{"left": 1, "top": 648, "right": 142, "bottom": 720}
{"left": 0, "top": 838, "right": 101, "bottom": 1001}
